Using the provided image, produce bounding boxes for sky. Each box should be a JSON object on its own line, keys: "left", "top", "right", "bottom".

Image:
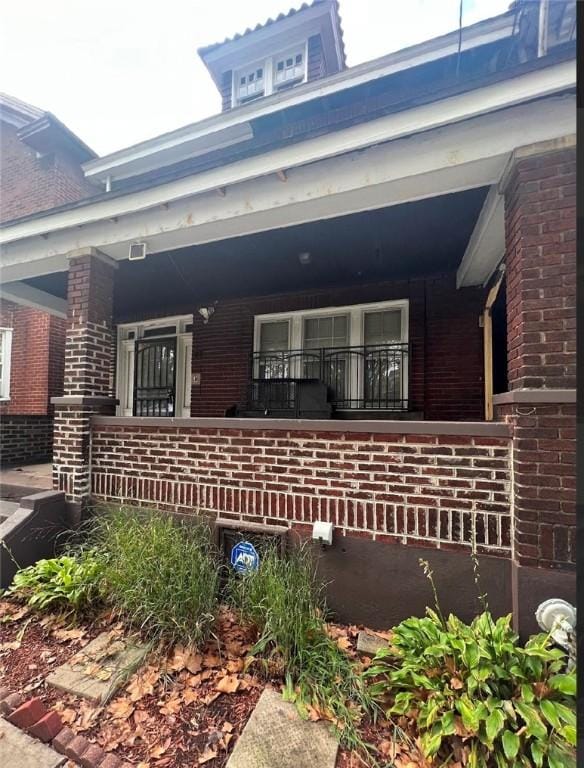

{"left": 0, "top": 0, "right": 510, "bottom": 157}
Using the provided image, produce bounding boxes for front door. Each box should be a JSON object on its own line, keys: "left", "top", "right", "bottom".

{"left": 133, "top": 337, "right": 177, "bottom": 416}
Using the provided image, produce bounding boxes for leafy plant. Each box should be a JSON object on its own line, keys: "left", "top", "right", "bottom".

{"left": 365, "top": 608, "right": 576, "bottom": 767}
{"left": 228, "top": 543, "right": 374, "bottom": 754}
{"left": 92, "top": 506, "right": 221, "bottom": 646}
{"left": 9, "top": 552, "right": 102, "bottom": 612}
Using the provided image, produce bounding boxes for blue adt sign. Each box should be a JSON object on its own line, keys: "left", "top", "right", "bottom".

{"left": 230, "top": 541, "right": 260, "bottom": 573}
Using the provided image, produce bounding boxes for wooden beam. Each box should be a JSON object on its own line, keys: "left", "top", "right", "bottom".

{"left": 483, "top": 268, "right": 505, "bottom": 421}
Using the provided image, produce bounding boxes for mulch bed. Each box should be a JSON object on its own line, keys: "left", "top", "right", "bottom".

{"left": 0, "top": 598, "right": 422, "bottom": 768}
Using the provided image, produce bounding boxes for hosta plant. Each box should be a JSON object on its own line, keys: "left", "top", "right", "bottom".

{"left": 9, "top": 552, "right": 103, "bottom": 612}
{"left": 365, "top": 610, "right": 576, "bottom": 767}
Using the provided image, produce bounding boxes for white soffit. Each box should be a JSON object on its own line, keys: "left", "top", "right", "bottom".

{"left": 0, "top": 92, "right": 575, "bottom": 285}
{"left": 457, "top": 185, "right": 505, "bottom": 288}
{"left": 0, "top": 281, "right": 67, "bottom": 317}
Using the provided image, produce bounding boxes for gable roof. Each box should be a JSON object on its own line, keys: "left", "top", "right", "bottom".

{"left": 0, "top": 92, "right": 97, "bottom": 163}
{"left": 198, "top": 0, "right": 346, "bottom": 65}
{"left": 0, "top": 92, "right": 45, "bottom": 128}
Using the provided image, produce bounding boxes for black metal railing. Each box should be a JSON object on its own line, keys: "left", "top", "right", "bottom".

{"left": 250, "top": 343, "right": 409, "bottom": 411}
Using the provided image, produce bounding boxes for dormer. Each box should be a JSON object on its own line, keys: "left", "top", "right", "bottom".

{"left": 198, "top": 0, "right": 346, "bottom": 111}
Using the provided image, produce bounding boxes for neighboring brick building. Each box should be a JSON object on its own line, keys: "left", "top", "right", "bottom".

{"left": 0, "top": 93, "right": 97, "bottom": 465}
{"left": 0, "top": 0, "right": 576, "bottom": 634}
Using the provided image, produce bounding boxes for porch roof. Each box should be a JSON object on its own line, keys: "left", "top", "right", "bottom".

{"left": 26, "top": 186, "right": 489, "bottom": 319}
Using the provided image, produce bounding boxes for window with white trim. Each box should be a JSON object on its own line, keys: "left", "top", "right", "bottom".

{"left": 233, "top": 42, "right": 307, "bottom": 106}
{"left": 235, "top": 63, "right": 266, "bottom": 104}
{"left": 273, "top": 48, "right": 305, "bottom": 90}
{"left": 253, "top": 300, "right": 409, "bottom": 410}
{"left": 0, "top": 328, "right": 12, "bottom": 400}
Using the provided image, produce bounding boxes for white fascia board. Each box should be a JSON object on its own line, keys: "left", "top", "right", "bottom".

{"left": 0, "top": 92, "right": 575, "bottom": 284}
{"left": 457, "top": 185, "right": 505, "bottom": 288}
{"left": 1, "top": 60, "right": 575, "bottom": 252}
{"left": 0, "top": 281, "right": 67, "bottom": 318}
{"left": 83, "top": 12, "right": 516, "bottom": 183}
{"left": 97, "top": 123, "right": 254, "bottom": 183}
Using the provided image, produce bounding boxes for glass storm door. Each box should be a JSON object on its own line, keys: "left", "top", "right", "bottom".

{"left": 133, "top": 337, "right": 177, "bottom": 416}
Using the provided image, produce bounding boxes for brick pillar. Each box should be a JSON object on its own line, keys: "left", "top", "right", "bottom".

{"left": 496, "top": 139, "right": 576, "bottom": 635}
{"left": 52, "top": 248, "right": 117, "bottom": 514}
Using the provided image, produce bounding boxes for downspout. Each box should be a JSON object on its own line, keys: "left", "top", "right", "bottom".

{"left": 483, "top": 265, "right": 505, "bottom": 421}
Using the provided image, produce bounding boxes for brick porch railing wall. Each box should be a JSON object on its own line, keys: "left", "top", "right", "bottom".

{"left": 90, "top": 419, "right": 512, "bottom": 556}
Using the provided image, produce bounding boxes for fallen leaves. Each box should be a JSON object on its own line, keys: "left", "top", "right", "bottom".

{"left": 215, "top": 674, "right": 240, "bottom": 694}
{"left": 52, "top": 626, "right": 87, "bottom": 643}
{"left": 167, "top": 644, "right": 202, "bottom": 674}
{"left": 108, "top": 697, "right": 135, "bottom": 720}
{"left": 127, "top": 666, "right": 160, "bottom": 701}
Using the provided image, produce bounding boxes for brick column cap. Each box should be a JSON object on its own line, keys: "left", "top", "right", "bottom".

{"left": 493, "top": 389, "right": 575, "bottom": 405}
{"left": 66, "top": 247, "right": 119, "bottom": 268}
{"left": 498, "top": 134, "right": 576, "bottom": 193}
{"left": 52, "top": 395, "right": 119, "bottom": 406}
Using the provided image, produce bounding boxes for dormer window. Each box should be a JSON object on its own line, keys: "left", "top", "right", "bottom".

{"left": 274, "top": 49, "right": 305, "bottom": 90}
{"left": 236, "top": 64, "right": 265, "bottom": 104}
{"left": 232, "top": 43, "right": 307, "bottom": 106}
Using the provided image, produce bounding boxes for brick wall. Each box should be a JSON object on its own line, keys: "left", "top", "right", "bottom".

{"left": 499, "top": 144, "right": 576, "bottom": 574}
{"left": 91, "top": 421, "right": 511, "bottom": 555}
{"left": 53, "top": 251, "right": 117, "bottom": 505}
{"left": 504, "top": 147, "right": 576, "bottom": 389}
{"left": 64, "top": 255, "right": 116, "bottom": 398}
{"left": 0, "top": 416, "right": 53, "bottom": 466}
{"left": 190, "top": 272, "right": 485, "bottom": 421}
{"left": 0, "top": 122, "right": 97, "bottom": 225}
{"left": 0, "top": 300, "right": 65, "bottom": 416}
{"left": 496, "top": 399, "right": 575, "bottom": 569}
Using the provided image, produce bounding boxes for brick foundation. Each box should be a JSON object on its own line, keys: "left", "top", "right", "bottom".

{"left": 0, "top": 415, "right": 53, "bottom": 466}
{"left": 91, "top": 419, "right": 511, "bottom": 556}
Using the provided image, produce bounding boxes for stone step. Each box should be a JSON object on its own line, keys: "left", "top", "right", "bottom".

{"left": 356, "top": 630, "right": 390, "bottom": 656}
{"left": 0, "top": 718, "right": 66, "bottom": 768}
{"left": 227, "top": 687, "right": 338, "bottom": 768}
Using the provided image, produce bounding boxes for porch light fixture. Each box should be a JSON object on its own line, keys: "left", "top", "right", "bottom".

{"left": 298, "top": 251, "right": 311, "bottom": 265}
{"left": 198, "top": 306, "right": 215, "bottom": 324}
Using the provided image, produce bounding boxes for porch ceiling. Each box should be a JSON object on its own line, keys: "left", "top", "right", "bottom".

{"left": 26, "top": 187, "right": 488, "bottom": 319}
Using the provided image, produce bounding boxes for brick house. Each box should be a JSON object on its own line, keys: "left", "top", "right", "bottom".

{"left": 0, "top": 1, "right": 576, "bottom": 633}
{"left": 0, "top": 93, "right": 97, "bottom": 465}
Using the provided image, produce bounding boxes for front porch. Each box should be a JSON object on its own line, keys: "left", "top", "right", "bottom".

{"left": 1, "top": 130, "right": 575, "bottom": 634}
{"left": 30, "top": 187, "right": 495, "bottom": 425}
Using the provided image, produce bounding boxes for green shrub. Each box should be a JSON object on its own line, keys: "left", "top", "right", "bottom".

{"left": 9, "top": 552, "right": 102, "bottom": 612}
{"left": 93, "top": 507, "right": 221, "bottom": 646}
{"left": 228, "top": 542, "right": 324, "bottom": 667}
{"left": 365, "top": 609, "right": 576, "bottom": 767}
{"left": 228, "top": 543, "right": 373, "bottom": 753}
